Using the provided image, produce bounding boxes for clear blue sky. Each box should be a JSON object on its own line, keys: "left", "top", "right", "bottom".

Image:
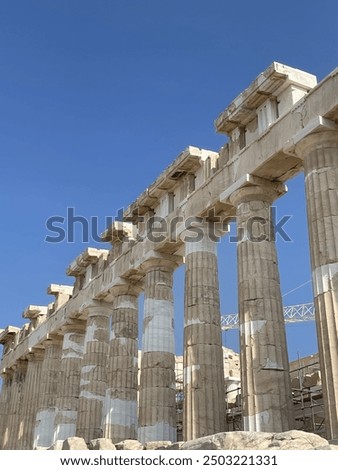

{"left": 1, "top": 1, "right": 337, "bottom": 360}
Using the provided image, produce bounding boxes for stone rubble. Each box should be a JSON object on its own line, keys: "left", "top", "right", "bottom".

{"left": 47, "top": 431, "right": 338, "bottom": 450}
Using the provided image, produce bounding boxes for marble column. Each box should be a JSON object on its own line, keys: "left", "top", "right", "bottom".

{"left": 76, "top": 302, "right": 111, "bottom": 442}
{"left": 230, "top": 182, "right": 294, "bottom": 432}
{"left": 183, "top": 222, "right": 226, "bottom": 440}
{"left": 34, "top": 336, "right": 62, "bottom": 448}
{"left": 138, "top": 258, "right": 178, "bottom": 444}
{"left": 104, "top": 284, "right": 140, "bottom": 442}
{"left": 6, "top": 360, "right": 28, "bottom": 449}
{"left": 0, "top": 370, "right": 13, "bottom": 449}
{"left": 20, "top": 350, "right": 44, "bottom": 449}
{"left": 54, "top": 321, "right": 86, "bottom": 441}
{"left": 299, "top": 130, "right": 338, "bottom": 440}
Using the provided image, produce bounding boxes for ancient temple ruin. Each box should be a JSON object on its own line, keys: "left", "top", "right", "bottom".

{"left": 0, "top": 62, "right": 337, "bottom": 449}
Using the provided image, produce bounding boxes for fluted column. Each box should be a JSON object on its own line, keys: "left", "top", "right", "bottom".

{"left": 6, "top": 360, "right": 28, "bottom": 449}
{"left": 20, "top": 350, "right": 44, "bottom": 449}
{"left": 0, "top": 373, "right": 8, "bottom": 449}
{"left": 34, "top": 336, "right": 62, "bottom": 448}
{"left": 0, "top": 375, "right": 5, "bottom": 441}
{"left": 183, "top": 222, "right": 226, "bottom": 440}
{"left": 104, "top": 284, "right": 141, "bottom": 442}
{"left": 54, "top": 321, "right": 86, "bottom": 441}
{"left": 76, "top": 302, "right": 111, "bottom": 442}
{"left": 230, "top": 182, "right": 294, "bottom": 432}
{"left": 0, "top": 370, "right": 13, "bottom": 449}
{"left": 298, "top": 130, "right": 338, "bottom": 440}
{"left": 138, "top": 257, "right": 179, "bottom": 444}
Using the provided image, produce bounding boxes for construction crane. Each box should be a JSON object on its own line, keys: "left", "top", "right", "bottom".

{"left": 221, "top": 303, "right": 315, "bottom": 331}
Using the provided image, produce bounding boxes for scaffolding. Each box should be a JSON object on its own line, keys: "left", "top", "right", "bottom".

{"left": 290, "top": 358, "right": 325, "bottom": 437}
{"left": 221, "top": 302, "right": 315, "bottom": 331}
{"left": 225, "top": 385, "right": 242, "bottom": 431}
{"left": 176, "top": 369, "right": 325, "bottom": 437}
{"left": 175, "top": 370, "right": 184, "bottom": 442}
{"left": 222, "top": 356, "right": 325, "bottom": 436}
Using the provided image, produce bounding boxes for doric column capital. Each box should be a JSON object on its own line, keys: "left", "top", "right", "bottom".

{"left": 12, "top": 359, "right": 28, "bottom": 374}
{"left": 42, "top": 334, "right": 63, "bottom": 347}
{"left": 295, "top": 129, "right": 338, "bottom": 156}
{"left": 3, "top": 368, "right": 14, "bottom": 379}
{"left": 181, "top": 218, "right": 215, "bottom": 236}
{"left": 109, "top": 278, "right": 143, "bottom": 297}
{"left": 230, "top": 180, "right": 286, "bottom": 207}
{"left": 79, "top": 300, "right": 114, "bottom": 318}
{"left": 140, "top": 252, "right": 182, "bottom": 274}
{"left": 59, "top": 320, "right": 87, "bottom": 335}
{"left": 27, "top": 348, "right": 44, "bottom": 362}
{"left": 0, "top": 372, "right": 10, "bottom": 384}
{"left": 180, "top": 218, "right": 228, "bottom": 247}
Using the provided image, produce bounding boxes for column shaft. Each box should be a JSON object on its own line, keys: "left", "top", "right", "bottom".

{"left": 138, "top": 260, "right": 177, "bottom": 443}
{"left": 301, "top": 131, "right": 338, "bottom": 440}
{"left": 54, "top": 322, "right": 86, "bottom": 441}
{"left": 76, "top": 303, "right": 110, "bottom": 442}
{"left": 0, "top": 372, "right": 12, "bottom": 449}
{"left": 6, "top": 360, "right": 28, "bottom": 449}
{"left": 34, "top": 338, "right": 62, "bottom": 448}
{"left": 20, "top": 351, "right": 44, "bottom": 449}
{"left": 104, "top": 288, "right": 139, "bottom": 442}
{"left": 232, "top": 184, "right": 294, "bottom": 432}
{"left": 183, "top": 225, "right": 226, "bottom": 440}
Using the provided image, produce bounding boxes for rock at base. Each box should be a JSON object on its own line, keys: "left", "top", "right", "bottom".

{"left": 145, "top": 441, "right": 172, "bottom": 450}
{"left": 62, "top": 437, "right": 88, "bottom": 450}
{"left": 115, "top": 439, "right": 144, "bottom": 450}
{"left": 89, "top": 438, "right": 116, "bottom": 450}
{"left": 181, "top": 430, "right": 330, "bottom": 450}
{"left": 165, "top": 442, "right": 185, "bottom": 450}
{"left": 48, "top": 440, "right": 64, "bottom": 450}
